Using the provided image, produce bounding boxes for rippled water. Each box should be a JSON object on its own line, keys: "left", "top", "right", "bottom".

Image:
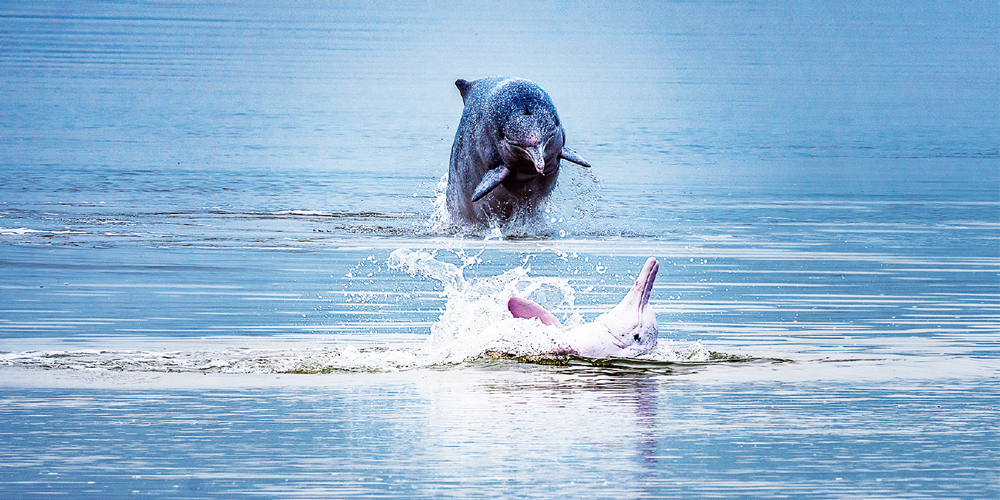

{"left": 2, "top": 0, "right": 999, "bottom": 497}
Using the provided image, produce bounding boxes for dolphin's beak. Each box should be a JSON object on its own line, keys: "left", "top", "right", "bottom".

{"left": 526, "top": 145, "right": 546, "bottom": 175}
{"left": 610, "top": 257, "right": 659, "bottom": 319}
{"left": 635, "top": 257, "right": 659, "bottom": 305}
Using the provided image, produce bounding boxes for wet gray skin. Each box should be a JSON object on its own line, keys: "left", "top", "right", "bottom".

{"left": 446, "top": 76, "right": 591, "bottom": 225}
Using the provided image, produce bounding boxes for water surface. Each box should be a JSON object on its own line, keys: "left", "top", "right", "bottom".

{"left": 1, "top": 0, "right": 998, "bottom": 497}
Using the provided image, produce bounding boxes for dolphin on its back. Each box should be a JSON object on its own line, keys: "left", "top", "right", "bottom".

{"left": 446, "top": 76, "right": 591, "bottom": 225}
{"left": 508, "top": 257, "right": 660, "bottom": 358}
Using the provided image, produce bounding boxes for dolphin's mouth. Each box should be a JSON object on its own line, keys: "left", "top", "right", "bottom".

{"left": 525, "top": 145, "right": 546, "bottom": 175}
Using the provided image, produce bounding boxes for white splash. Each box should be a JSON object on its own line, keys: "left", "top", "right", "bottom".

{"left": 387, "top": 248, "right": 709, "bottom": 364}
{"left": 426, "top": 163, "right": 605, "bottom": 238}
{"left": 429, "top": 173, "right": 453, "bottom": 232}
{"left": 387, "top": 248, "right": 584, "bottom": 363}
{"left": 638, "top": 340, "right": 711, "bottom": 363}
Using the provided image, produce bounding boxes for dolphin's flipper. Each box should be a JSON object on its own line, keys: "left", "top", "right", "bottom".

{"left": 560, "top": 147, "right": 591, "bottom": 168}
{"left": 471, "top": 165, "right": 510, "bottom": 202}
{"left": 508, "top": 297, "right": 564, "bottom": 329}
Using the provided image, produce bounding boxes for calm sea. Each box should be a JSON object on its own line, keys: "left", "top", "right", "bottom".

{"left": 2, "top": 0, "right": 998, "bottom": 497}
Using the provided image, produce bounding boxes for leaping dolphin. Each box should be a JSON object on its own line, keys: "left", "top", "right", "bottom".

{"left": 446, "top": 76, "right": 591, "bottom": 224}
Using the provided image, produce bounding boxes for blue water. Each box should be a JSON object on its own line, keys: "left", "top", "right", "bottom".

{"left": 2, "top": 0, "right": 999, "bottom": 497}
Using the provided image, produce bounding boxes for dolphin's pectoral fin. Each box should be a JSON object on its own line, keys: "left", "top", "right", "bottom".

{"left": 560, "top": 147, "right": 591, "bottom": 168}
{"left": 508, "top": 297, "right": 564, "bottom": 329}
{"left": 455, "top": 79, "right": 473, "bottom": 104}
{"left": 471, "top": 165, "right": 510, "bottom": 202}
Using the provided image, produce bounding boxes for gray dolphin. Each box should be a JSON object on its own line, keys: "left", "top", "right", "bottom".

{"left": 446, "top": 76, "right": 591, "bottom": 224}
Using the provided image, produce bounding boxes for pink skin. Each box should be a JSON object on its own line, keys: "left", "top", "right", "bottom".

{"left": 508, "top": 296, "right": 563, "bottom": 328}
{"left": 497, "top": 128, "right": 548, "bottom": 176}
{"left": 508, "top": 257, "right": 660, "bottom": 358}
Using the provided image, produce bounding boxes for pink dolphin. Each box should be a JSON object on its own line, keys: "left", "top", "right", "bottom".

{"left": 508, "top": 257, "right": 660, "bottom": 358}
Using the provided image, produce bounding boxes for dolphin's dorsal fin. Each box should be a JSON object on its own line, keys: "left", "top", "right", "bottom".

{"left": 455, "top": 79, "right": 473, "bottom": 104}
{"left": 508, "top": 297, "right": 563, "bottom": 329}
{"left": 560, "top": 147, "right": 591, "bottom": 168}
{"left": 471, "top": 165, "right": 509, "bottom": 202}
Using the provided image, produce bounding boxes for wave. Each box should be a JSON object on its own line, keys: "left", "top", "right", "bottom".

{"left": 1, "top": 249, "right": 726, "bottom": 374}
{"left": 0, "top": 343, "right": 755, "bottom": 375}
{"left": 0, "top": 164, "right": 633, "bottom": 247}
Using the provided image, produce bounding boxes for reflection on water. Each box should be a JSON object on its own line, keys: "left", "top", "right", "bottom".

{"left": 1, "top": 367, "right": 997, "bottom": 498}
